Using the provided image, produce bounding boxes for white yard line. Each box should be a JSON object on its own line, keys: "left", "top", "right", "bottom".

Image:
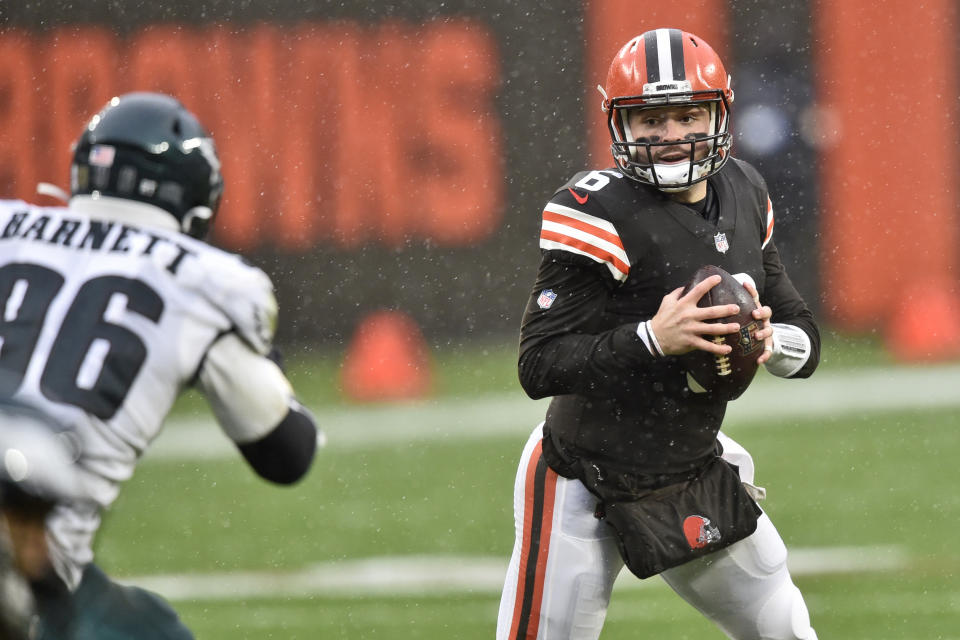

{"left": 147, "top": 363, "right": 960, "bottom": 460}
{"left": 119, "top": 544, "right": 909, "bottom": 601}
{"left": 128, "top": 367, "right": 927, "bottom": 601}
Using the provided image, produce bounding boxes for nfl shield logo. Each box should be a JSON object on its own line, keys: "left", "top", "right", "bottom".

{"left": 537, "top": 289, "right": 557, "bottom": 309}
{"left": 714, "top": 232, "right": 729, "bottom": 254}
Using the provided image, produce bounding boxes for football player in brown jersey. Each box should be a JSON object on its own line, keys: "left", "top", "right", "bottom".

{"left": 497, "top": 28, "right": 820, "bottom": 640}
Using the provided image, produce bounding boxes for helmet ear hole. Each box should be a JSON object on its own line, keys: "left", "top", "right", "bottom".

{"left": 181, "top": 206, "right": 213, "bottom": 238}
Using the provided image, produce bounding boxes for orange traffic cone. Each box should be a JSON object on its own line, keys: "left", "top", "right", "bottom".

{"left": 340, "top": 310, "right": 433, "bottom": 402}
{"left": 885, "top": 280, "right": 960, "bottom": 362}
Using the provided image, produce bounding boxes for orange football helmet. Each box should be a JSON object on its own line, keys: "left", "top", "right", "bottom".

{"left": 600, "top": 29, "right": 734, "bottom": 191}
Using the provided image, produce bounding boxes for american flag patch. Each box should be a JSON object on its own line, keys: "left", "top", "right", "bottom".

{"left": 537, "top": 289, "right": 557, "bottom": 309}
{"left": 89, "top": 144, "right": 116, "bottom": 168}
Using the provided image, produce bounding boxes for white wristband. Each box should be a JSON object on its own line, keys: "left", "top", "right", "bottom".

{"left": 636, "top": 321, "right": 664, "bottom": 357}
{"left": 764, "top": 323, "right": 811, "bottom": 378}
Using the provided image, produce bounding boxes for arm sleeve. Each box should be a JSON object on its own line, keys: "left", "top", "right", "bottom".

{"left": 517, "top": 250, "right": 658, "bottom": 399}
{"left": 761, "top": 240, "right": 821, "bottom": 378}
{"left": 236, "top": 401, "right": 318, "bottom": 485}
{"left": 196, "top": 333, "right": 318, "bottom": 483}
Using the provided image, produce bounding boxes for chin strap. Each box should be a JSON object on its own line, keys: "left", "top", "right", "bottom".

{"left": 764, "top": 323, "right": 812, "bottom": 378}
{"left": 36, "top": 183, "right": 70, "bottom": 203}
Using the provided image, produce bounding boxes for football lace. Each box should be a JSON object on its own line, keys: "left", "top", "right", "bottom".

{"left": 712, "top": 336, "right": 732, "bottom": 376}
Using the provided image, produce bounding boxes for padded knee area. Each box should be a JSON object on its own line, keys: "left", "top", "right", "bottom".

{"left": 662, "top": 515, "right": 816, "bottom": 640}
{"left": 757, "top": 581, "right": 817, "bottom": 640}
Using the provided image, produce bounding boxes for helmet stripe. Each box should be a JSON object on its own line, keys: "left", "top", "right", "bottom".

{"left": 668, "top": 28, "right": 685, "bottom": 81}
{"left": 654, "top": 28, "right": 686, "bottom": 84}
{"left": 643, "top": 31, "right": 660, "bottom": 83}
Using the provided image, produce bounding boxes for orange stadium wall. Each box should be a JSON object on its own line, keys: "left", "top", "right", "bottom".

{"left": 6, "top": 1, "right": 954, "bottom": 351}
{"left": 813, "top": 0, "right": 960, "bottom": 342}
{"left": 0, "top": 23, "right": 503, "bottom": 251}
{"left": 0, "top": 2, "right": 592, "bottom": 346}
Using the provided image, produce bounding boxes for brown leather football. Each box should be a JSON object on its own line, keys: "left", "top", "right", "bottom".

{"left": 680, "top": 265, "right": 762, "bottom": 401}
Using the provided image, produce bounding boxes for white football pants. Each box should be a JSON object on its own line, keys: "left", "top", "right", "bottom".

{"left": 496, "top": 425, "right": 818, "bottom": 640}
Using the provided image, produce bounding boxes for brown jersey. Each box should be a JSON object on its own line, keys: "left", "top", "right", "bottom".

{"left": 518, "top": 158, "right": 819, "bottom": 483}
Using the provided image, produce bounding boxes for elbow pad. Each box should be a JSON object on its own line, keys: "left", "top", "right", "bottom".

{"left": 764, "top": 323, "right": 812, "bottom": 378}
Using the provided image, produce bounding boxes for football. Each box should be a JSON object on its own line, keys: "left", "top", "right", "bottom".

{"left": 680, "top": 265, "right": 762, "bottom": 401}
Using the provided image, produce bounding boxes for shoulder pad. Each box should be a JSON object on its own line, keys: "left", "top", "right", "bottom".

{"left": 540, "top": 171, "right": 630, "bottom": 282}
{"left": 555, "top": 168, "right": 628, "bottom": 197}
{"left": 181, "top": 244, "right": 278, "bottom": 354}
{"left": 725, "top": 159, "right": 774, "bottom": 247}
{"left": 727, "top": 158, "right": 768, "bottom": 193}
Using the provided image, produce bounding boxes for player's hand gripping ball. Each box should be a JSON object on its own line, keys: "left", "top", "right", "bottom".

{"left": 681, "top": 265, "right": 763, "bottom": 401}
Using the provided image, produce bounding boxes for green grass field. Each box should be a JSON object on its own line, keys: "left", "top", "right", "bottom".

{"left": 94, "top": 333, "right": 960, "bottom": 639}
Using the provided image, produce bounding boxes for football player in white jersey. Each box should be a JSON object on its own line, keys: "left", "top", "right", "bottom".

{"left": 0, "top": 92, "right": 320, "bottom": 638}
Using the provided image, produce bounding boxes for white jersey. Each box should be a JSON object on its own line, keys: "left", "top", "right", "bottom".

{"left": 0, "top": 196, "right": 296, "bottom": 588}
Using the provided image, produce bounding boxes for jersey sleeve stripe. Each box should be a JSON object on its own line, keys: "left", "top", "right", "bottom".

{"left": 542, "top": 210, "right": 625, "bottom": 250}
{"left": 539, "top": 203, "right": 630, "bottom": 281}
{"left": 540, "top": 231, "right": 630, "bottom": 281}
{"left": 542, "top": 204, "right": 624, "bottom": 249}
{"left": 540, "top": 219, "right": 628, "bottom": 262}
{"left": 762, "top": 197, "right": 775, "bottom": 249}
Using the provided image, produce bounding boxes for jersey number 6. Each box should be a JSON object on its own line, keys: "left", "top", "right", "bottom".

{"left": 0, "top": 262, "right": 164, "bottom": 419}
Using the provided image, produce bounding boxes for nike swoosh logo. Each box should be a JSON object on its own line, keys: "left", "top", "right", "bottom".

{"left": 568, "top": 188, "right": 588, "bottom": 205}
